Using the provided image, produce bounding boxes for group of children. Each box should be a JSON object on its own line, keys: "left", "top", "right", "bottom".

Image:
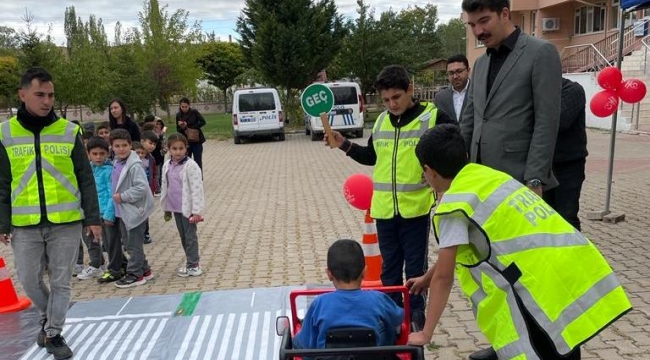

{"left": 73, "top": 118, "right": 205, "bottom": 287}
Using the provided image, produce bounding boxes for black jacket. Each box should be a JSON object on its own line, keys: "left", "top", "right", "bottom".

{"left": 344, "top": 101, "right": 456, "bottom": 165}
{"left": 176, "top": 108, "right": 207, "bottom": 143}
{"left": 110, "top": 116, "right": 141, "bottom": 142}
{"left": 554, "top": 78, "right": 588, "bottom": 164}
{"left": 0, "top": 105, "right": 101, "bottom": 233}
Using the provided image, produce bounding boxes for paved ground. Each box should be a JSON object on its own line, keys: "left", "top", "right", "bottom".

{"left": 1, "top": 129, "right": 649, "bottom": 359}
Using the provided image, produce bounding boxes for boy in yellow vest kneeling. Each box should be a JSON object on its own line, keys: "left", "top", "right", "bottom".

{"left": 406, "top": 124, "right": 632, "bottom": 360}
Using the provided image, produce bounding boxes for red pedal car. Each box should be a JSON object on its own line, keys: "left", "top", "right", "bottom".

{"left": 276, "top": 286, "right": 425, "bottom": 360}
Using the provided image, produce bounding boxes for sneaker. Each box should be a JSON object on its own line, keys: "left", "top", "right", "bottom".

{"left": 115, "top": 274, "right": 146, "bottom": 288}
{"left": 36, "top": 318, "right": 46, "bottom": 347}
{"left": 97, "top": 271, "right": 121, "bottom": 284}
{"left": 176, "top": 266, "right": 203, "bottom": 278}
{"left": 77, "top": 266, "right": 103, "bottom": 280}
{"left": 144, "top": 234, "right": 152, "bottom": 244}
{"left": 45, "top": 334, "right": 73, "bottom": 360}
{"left": 72, "top": 264, "right": 84, "bottom": 277}
{"left": 143, "top": 269, "right": 154, "bottom": 281}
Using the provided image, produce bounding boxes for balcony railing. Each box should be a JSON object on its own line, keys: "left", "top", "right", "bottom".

{"left": 561, "top": 20, "right": 648, "bottom": 73}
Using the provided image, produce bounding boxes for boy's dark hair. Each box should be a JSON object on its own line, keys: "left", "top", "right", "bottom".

{"left": 141, "top": 130, "right": 158, "bottom": 143}
{"left": 446, "top": 54, "right": 469, "bottom": 69}
{"left": 142, "top": 122, "right": 155, "bottom": 131}
{"left": 462, "top": 0, "right": 510, "bottom": 13}
{"left": 132, "top": 141, "right": 144, "bottom": 151}
{"left": 180, "top": 97, "right": 191, "bottom": 105}
{"left": 374, "top": 65, "right": 411, "bottom": 92}
{"left": 109, "top": 128, "right": 131, "bottom": 144}
{"left": 415, "top": 124, "right": 469, "bottom": 178}
{"left": 167, "top": 132, "right": 188, "bottom": 147}
{"left": 327, "top": 239, "right": 365, "bottom": 283}
{"left": 21, "top": 67, "right": 52, "bottom": 88}
{"left": 81, "top": 131, "right": 94, "bottom": 140}
{"left": 86, "top": 136, "right": 109, "bottom": 153}
{"left": 143, "top": 114, "right": 155, "bottom": 123}
{"left": 96, "top": 122, "right": 110, "bottom": 132}
{"left": 154, "top": 118, "right": 165, "bottom": 127}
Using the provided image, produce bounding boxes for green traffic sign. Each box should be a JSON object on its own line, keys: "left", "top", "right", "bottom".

{"left": 301, "top": 84, "right": 334, "bottom": 117}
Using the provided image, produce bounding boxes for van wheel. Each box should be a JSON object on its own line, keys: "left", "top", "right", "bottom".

{"left": 355, "top": 129, "right": 364, "bottom": 138}
{"left": 278, "top": 133, "right": 285, "bottom": 141}
{"left": 234, "top": 135, "right": 241, "bottom": 144}
{"left": 311, "top": 132, "right": 322, "bottom": 141}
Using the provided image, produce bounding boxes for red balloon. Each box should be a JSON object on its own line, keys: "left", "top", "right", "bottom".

{"left": 618, "top": 79, "right": 647, "bottom": 104}
{"left": 597, "top": 67, "right": 623, "bottom": 90}
{"left": 590, "top": 89, "right": 619, "bottom": 118}
{"left": 343, "top": 173, "right": 373, "bottom": 211}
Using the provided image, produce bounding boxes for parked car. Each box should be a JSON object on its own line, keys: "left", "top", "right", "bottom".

{"left": 232, "top": 88, "right": 285, "bottom": 144}
{"left": 304, "top": 82, "right": 364, "bottom": 141}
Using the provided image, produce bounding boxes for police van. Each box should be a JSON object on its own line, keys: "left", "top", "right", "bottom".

{"left": 304, "top": 82, "right": 364, "bottom": 141}
{"left": 232, "top": 88, "right": 285, "bottom": 144}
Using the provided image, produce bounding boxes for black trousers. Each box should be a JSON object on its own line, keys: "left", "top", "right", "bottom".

{"left": 543, "top": 159, "right": 585, "bottom": 231}
{"left": 375, "top": 214, "right": 430, "bottom": 313}
{"left": 187, "top": 142, "right": 203, "bottom": 172}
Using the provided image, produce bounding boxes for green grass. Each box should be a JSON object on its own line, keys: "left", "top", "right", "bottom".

{"left": 159, "top": 113, "right": 234, "bottom": 141}
{"left": 201, "top": 113, "right": 234, "bottom": 140}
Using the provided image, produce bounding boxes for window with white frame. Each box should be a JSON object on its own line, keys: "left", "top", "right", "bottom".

{"left": 531, "top": 11, "right": 537, "bottom": 36}
{"left": 575, "top": 3, "right": 606, "bottom": 34}
{"left": 476, "top": 39, "right": 484, "bottom": 47}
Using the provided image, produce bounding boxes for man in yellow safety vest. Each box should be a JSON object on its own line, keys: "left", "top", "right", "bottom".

{"left": 0, "top": 67, "right": 102, "bottom": 360}
{"left": 406, "top": 124, "right": 631, "bottom": 360}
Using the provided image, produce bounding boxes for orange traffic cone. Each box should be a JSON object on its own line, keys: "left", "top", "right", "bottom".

{"left": 0, "top": 256, "right": 31, "bottom": 314}
{"left": 361, "top": 210, "right": 383, "bottom": 288}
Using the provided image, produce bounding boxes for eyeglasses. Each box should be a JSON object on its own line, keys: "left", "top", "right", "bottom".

{"left": 447, "top": 68, "right": 467, "bottom": 77}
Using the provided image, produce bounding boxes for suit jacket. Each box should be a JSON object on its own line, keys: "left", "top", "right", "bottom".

{"left": 460, "top": 32, "right": 561, "bottom": 188}
{"left": 434, "top": 82, "right": 469, "bottom": 122}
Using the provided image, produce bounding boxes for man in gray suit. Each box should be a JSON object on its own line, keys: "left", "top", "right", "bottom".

{"left": 434, "top": 54, "right": 470, "bottom": 122}
{"left": 460, "top": 0, "right": 561, "bottom": 200}
{"left": 459, "top": 0, "right": 566, "bottom": 359}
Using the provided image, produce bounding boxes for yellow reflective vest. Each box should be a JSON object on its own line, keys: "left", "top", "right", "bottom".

{"left": 0, "top": 117, "right": 83, "bottom": 226}
{"left": 371, "top": 102, "right": 437, "bottom": 219}
{"left": 433, "top": 164, "right": 632, "bottom": 359}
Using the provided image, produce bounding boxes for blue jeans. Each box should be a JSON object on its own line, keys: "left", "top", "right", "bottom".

{"left": 375, "top": 213, "right": 430, "bottom": 313}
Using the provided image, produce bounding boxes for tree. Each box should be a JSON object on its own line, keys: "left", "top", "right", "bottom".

{"left": 198, "top": 41, "right": 245, "bottom": 112}
{"left": 132, "top": 0, "right": 203, "bottom": 116}
{"left": 0, "top": 26, "right": 20, "bottom": 56}
{"left": 0, "top": 56, "right": 20, "bottom": 113}
{"left": 336, "top": 0, "right": 384, "bottom": 100}
{"left": 375, "top": 4, "right": 442, "bottom": 72}
{"left": 438, "top": 18, "right": 466, "bottom": 58}
{"left": 56, "top": 6, "right": 111, "bottom": 119}
{"left": 237, "top": 0, "right": 346, "bottom": 116}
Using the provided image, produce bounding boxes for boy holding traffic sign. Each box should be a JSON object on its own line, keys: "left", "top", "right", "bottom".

{"left": 323, "top": 65, "right": 455, "bottom": 328}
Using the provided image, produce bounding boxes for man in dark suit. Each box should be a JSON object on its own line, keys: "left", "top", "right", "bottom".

{"left": 434, "top": 54, "right": 470, "bottom": 122}
{"left": 543, "top": 78, "right": 587, "bottom": 231}
{"left": 460, "top": 0, "right": 561, "bottom": 199}
{"left": 459, "top": 0, "right": 565, "bottom": 359}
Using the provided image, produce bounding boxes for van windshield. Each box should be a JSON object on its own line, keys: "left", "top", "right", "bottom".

{"left": 239, "top": 93, "right": 276, "bottom": 112}
{"left": 331, "top": 87, "right": 358, "bottom": 105}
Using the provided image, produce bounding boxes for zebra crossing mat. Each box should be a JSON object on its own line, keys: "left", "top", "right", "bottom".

{"left": 2, "top": 285, "right": 318, "bottom": 360}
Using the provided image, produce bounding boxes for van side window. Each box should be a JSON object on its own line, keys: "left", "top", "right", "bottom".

{"left": 239, "top": 93, "right": 276, "bottom": 112}
{"left": 331, "top": 87, "right": 358, "bottom": 105}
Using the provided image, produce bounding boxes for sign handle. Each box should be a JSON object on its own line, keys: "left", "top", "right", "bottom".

{"left": 320, "top": 112, "right": 336, "bottom": 148}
